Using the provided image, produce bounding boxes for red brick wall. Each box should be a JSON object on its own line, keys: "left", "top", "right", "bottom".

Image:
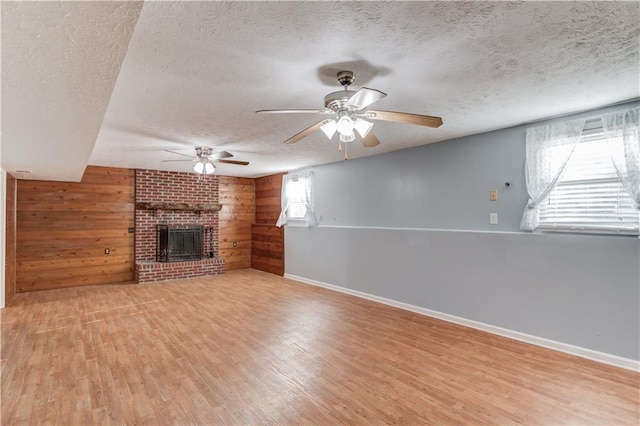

{"left": 135, "top": 169, "right": 223, "bottom": 282}
{"left": 136, "top": 258, "right": 224, "bottom": 283}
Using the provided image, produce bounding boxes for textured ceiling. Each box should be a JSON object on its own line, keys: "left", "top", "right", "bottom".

{"left": 3, "top": 1, "right": 639, "bottom": 180}
{"left": 1, "top": 1, "right": 143, "bottom": 181}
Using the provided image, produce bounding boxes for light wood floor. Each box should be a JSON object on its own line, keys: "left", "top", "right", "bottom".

{"left": 1, "top": 269, "right": 638, "bottom": 425}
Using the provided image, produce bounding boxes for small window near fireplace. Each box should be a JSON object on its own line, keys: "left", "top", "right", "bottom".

{"left": 156, "top": 225, "right": 203, "bottom": 262}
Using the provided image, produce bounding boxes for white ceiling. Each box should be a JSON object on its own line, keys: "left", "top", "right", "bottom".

{"left": 2, "top": 1, "right": 639, "bottom": 181}
{"left": 1, "top": 1, "right": 144, "bottom": 181}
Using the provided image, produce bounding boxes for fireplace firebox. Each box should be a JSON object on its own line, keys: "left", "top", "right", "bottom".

{"left": 156, "top": 225, "right": 203, "bottom": 262}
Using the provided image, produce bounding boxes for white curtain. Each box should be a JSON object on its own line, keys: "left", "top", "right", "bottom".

{"left": 276, "top": 174, "right": 291, "bottom": 227}
{"left": 520, "top": 118, "right": 586, "bottom": 231}
{"left": 301, "top": 172, "right": 318, "bottom": 227}
{"left": 276, "top": 171, "right": 318, "bottom": 228}
{"left": 602, "top": 106, "right": 640, "bottom": 210}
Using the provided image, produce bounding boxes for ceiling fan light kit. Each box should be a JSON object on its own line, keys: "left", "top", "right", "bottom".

{"left": 192, "top": 147, "right": 216, "bottom": 176}
{"left": 256, "top": 70, "right": 443, "bottom": 160}
{"left": 193, "top": 160, "right": 215, "bottom": 175}
{"left": 340, "top": 133, "right": 355, "bottom": 144}
{"left": 320, "top": 119, "right": 338, "bottom": 139}
{"left": 163, "top": 146, "right": 249, "bottom": 176}
{"left": 354, "top": 118, "right": 373, "bottom": 138}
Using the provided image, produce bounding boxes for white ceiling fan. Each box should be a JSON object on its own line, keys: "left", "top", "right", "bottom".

{"left": 163, "top": 146, "right": 249, "bottom": 175}
{"left": 256, "top": 71, "right": 443, "bottom": 159}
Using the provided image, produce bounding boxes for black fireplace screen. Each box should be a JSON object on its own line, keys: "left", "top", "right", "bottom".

{"left": 156, "top": 225, "right": 203, "bottom": 262}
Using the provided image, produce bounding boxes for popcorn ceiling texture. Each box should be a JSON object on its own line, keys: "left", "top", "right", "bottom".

{"left": 90, "top": 1, "right": 640, "bottom": 177}
{"left": 3, "top": 1, "right": 639, "bottom": 181}
{"left": 135, "top": 169, "right": 223, "bottom": 283}
{"left": 2, "top": 1, "right": 143, "bottom": 181}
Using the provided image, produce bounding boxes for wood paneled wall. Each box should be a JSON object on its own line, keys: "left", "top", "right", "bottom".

{"left": 16, "top": 166, "right": 135, "bottom": 292}
{"left": 5, "top": 174, "right": 17, "bottom": 305}
{"left": 255, "top": 173, "right": 284, "bottom": 224}
{"left": 252, "top": 173, "right": 285, "bottom": 275}
{"left": 251, "top": 224, "right": 284, "bottom": 275}
{"left": 219, "top": 176, "right": 255, "bottom": 271}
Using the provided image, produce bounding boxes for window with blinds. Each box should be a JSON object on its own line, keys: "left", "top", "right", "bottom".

{"left": 538, "top": 124, "right": 639, "bottom": 234}
{"left": 286, "top": 176, "right": 308, "bottom": 219}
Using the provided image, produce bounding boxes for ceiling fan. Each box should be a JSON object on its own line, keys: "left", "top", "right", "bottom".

{"left": 256, "top": 71, "right": 443, "bottom": 159}
{"left": 163, "top": 146, "right": 249, "bottom": 175}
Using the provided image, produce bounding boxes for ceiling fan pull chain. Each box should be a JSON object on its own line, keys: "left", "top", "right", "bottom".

{"left": 344, "top": 142, "right": 348, "bottom": 160}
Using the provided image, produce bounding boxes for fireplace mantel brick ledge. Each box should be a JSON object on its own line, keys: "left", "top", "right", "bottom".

{"left": 135, "top": 202, "right": 223, "bottom": 213}
{"left": 135, "top": 258, "right": 225, "bottom": 283}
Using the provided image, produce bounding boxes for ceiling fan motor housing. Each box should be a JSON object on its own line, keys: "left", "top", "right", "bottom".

{"left": 324, "top": 90, "right": 358, "bottom": 111}
{"left": 325, "top": 71, "right": 358, "bottom": 112}
{"left": 195, "top": 146, "right": 213, "bottom": 158}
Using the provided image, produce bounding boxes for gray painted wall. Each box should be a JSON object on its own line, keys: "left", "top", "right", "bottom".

{"left": 286, "top": 227, "right": 639, "bottom": 360}
{"left": 284, "top": 101, "right": 640, "bottom": 361}
{"left": 308, "top": 126, "right": 527, "bottom": 232}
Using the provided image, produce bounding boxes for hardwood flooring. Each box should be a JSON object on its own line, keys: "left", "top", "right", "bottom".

{"left": 1, "top": 269, "right": 638, "bottom": 425}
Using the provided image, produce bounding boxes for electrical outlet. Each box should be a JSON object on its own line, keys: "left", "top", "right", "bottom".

{"left": 489, "top": 213, "right": 498, "bottom": 225}
{"left": 104, "top": 248, "right": 110, "bottom": 255}
{"left": 490, "top": 190, "right": 498, "bottom": 201}
{"left": 128, "top": 227, "right": 135, "bottom": 233}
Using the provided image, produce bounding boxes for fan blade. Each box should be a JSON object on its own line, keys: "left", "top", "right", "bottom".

{"left": 347, "top": 87, "right": 387, "bottom": 110}
{"left": 161, "top": 159, "right": 194, "bottom": 162}
{"left": 284, "top": 119, "right": 333, "bottom": 144}
{"left": 163, "top": 149, "right": 194, "bottom": 158}
{"left": 256, "top": 109, "right": 329, "bottom": 114}
{"left": 355, "top": 130, "right": 380, "bottom": 148}
{"left": 218, "top": 159, "right": 250, "bottom": 166}
{"left": 210, "top": 151, "right": 233, "bottom": 160}
{"left": 364, "top": 110, "right": 443, "bottom": 128}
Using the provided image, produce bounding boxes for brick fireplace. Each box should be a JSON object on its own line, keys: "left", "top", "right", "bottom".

{"left": 135, "top": 169, "right": 224, "bottom": 282}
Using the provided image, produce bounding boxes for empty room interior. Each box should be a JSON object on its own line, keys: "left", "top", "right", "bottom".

{"left": 1, "top": 1, "right": 639, "bottom": 425}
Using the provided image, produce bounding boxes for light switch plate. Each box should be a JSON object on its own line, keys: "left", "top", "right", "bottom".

{"left": 490, "top": 213, "right": 498, "bottom": 225}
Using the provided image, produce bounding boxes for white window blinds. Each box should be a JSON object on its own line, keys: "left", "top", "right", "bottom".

{"left": 286, "top": 177, "right": 308, "bottom": 219}
{"left": 537, "top": 124, "right": 639, "bottom": 234}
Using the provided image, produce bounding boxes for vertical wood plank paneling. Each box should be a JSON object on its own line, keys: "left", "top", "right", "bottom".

{"left": 252, "top": 173, "right": 285, "bottom": 275}
{"left": 5, "top": 174, "right": 17, "bottom": 304}
{"left": 254, "top": 173, "right": 284, "bottom": 225}
{"left": 16, "top": 166, "right": 135, "bottom": 292}
{"left": 218, "top": 176, "right": 255, "bottom": 271}
{"left": 251, "top": 224, "right": 284, "bottom": 275}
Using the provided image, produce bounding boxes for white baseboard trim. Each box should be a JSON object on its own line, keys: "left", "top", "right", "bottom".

{"left": 284, "top": 273, "right": 640, "bottom": 373}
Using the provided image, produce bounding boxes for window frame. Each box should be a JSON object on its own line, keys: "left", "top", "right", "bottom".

{"left": 284, "top": 174, "right": 311, "bottom": 225}
{"left": 277, "top": 171, "right": 318, "bottom": 228}
{"left": 536, "top": 119, "right": 639, "bottom": 236}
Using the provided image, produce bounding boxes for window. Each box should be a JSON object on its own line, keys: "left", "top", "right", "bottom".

{"left": 276, "top": 171, "right": 318, "bottom": 227}
{"left": 285, "top": 176, "right": 309, "bottom": 220}
{"left": 538, "top": 122, "right": 639, "bottom": 234}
